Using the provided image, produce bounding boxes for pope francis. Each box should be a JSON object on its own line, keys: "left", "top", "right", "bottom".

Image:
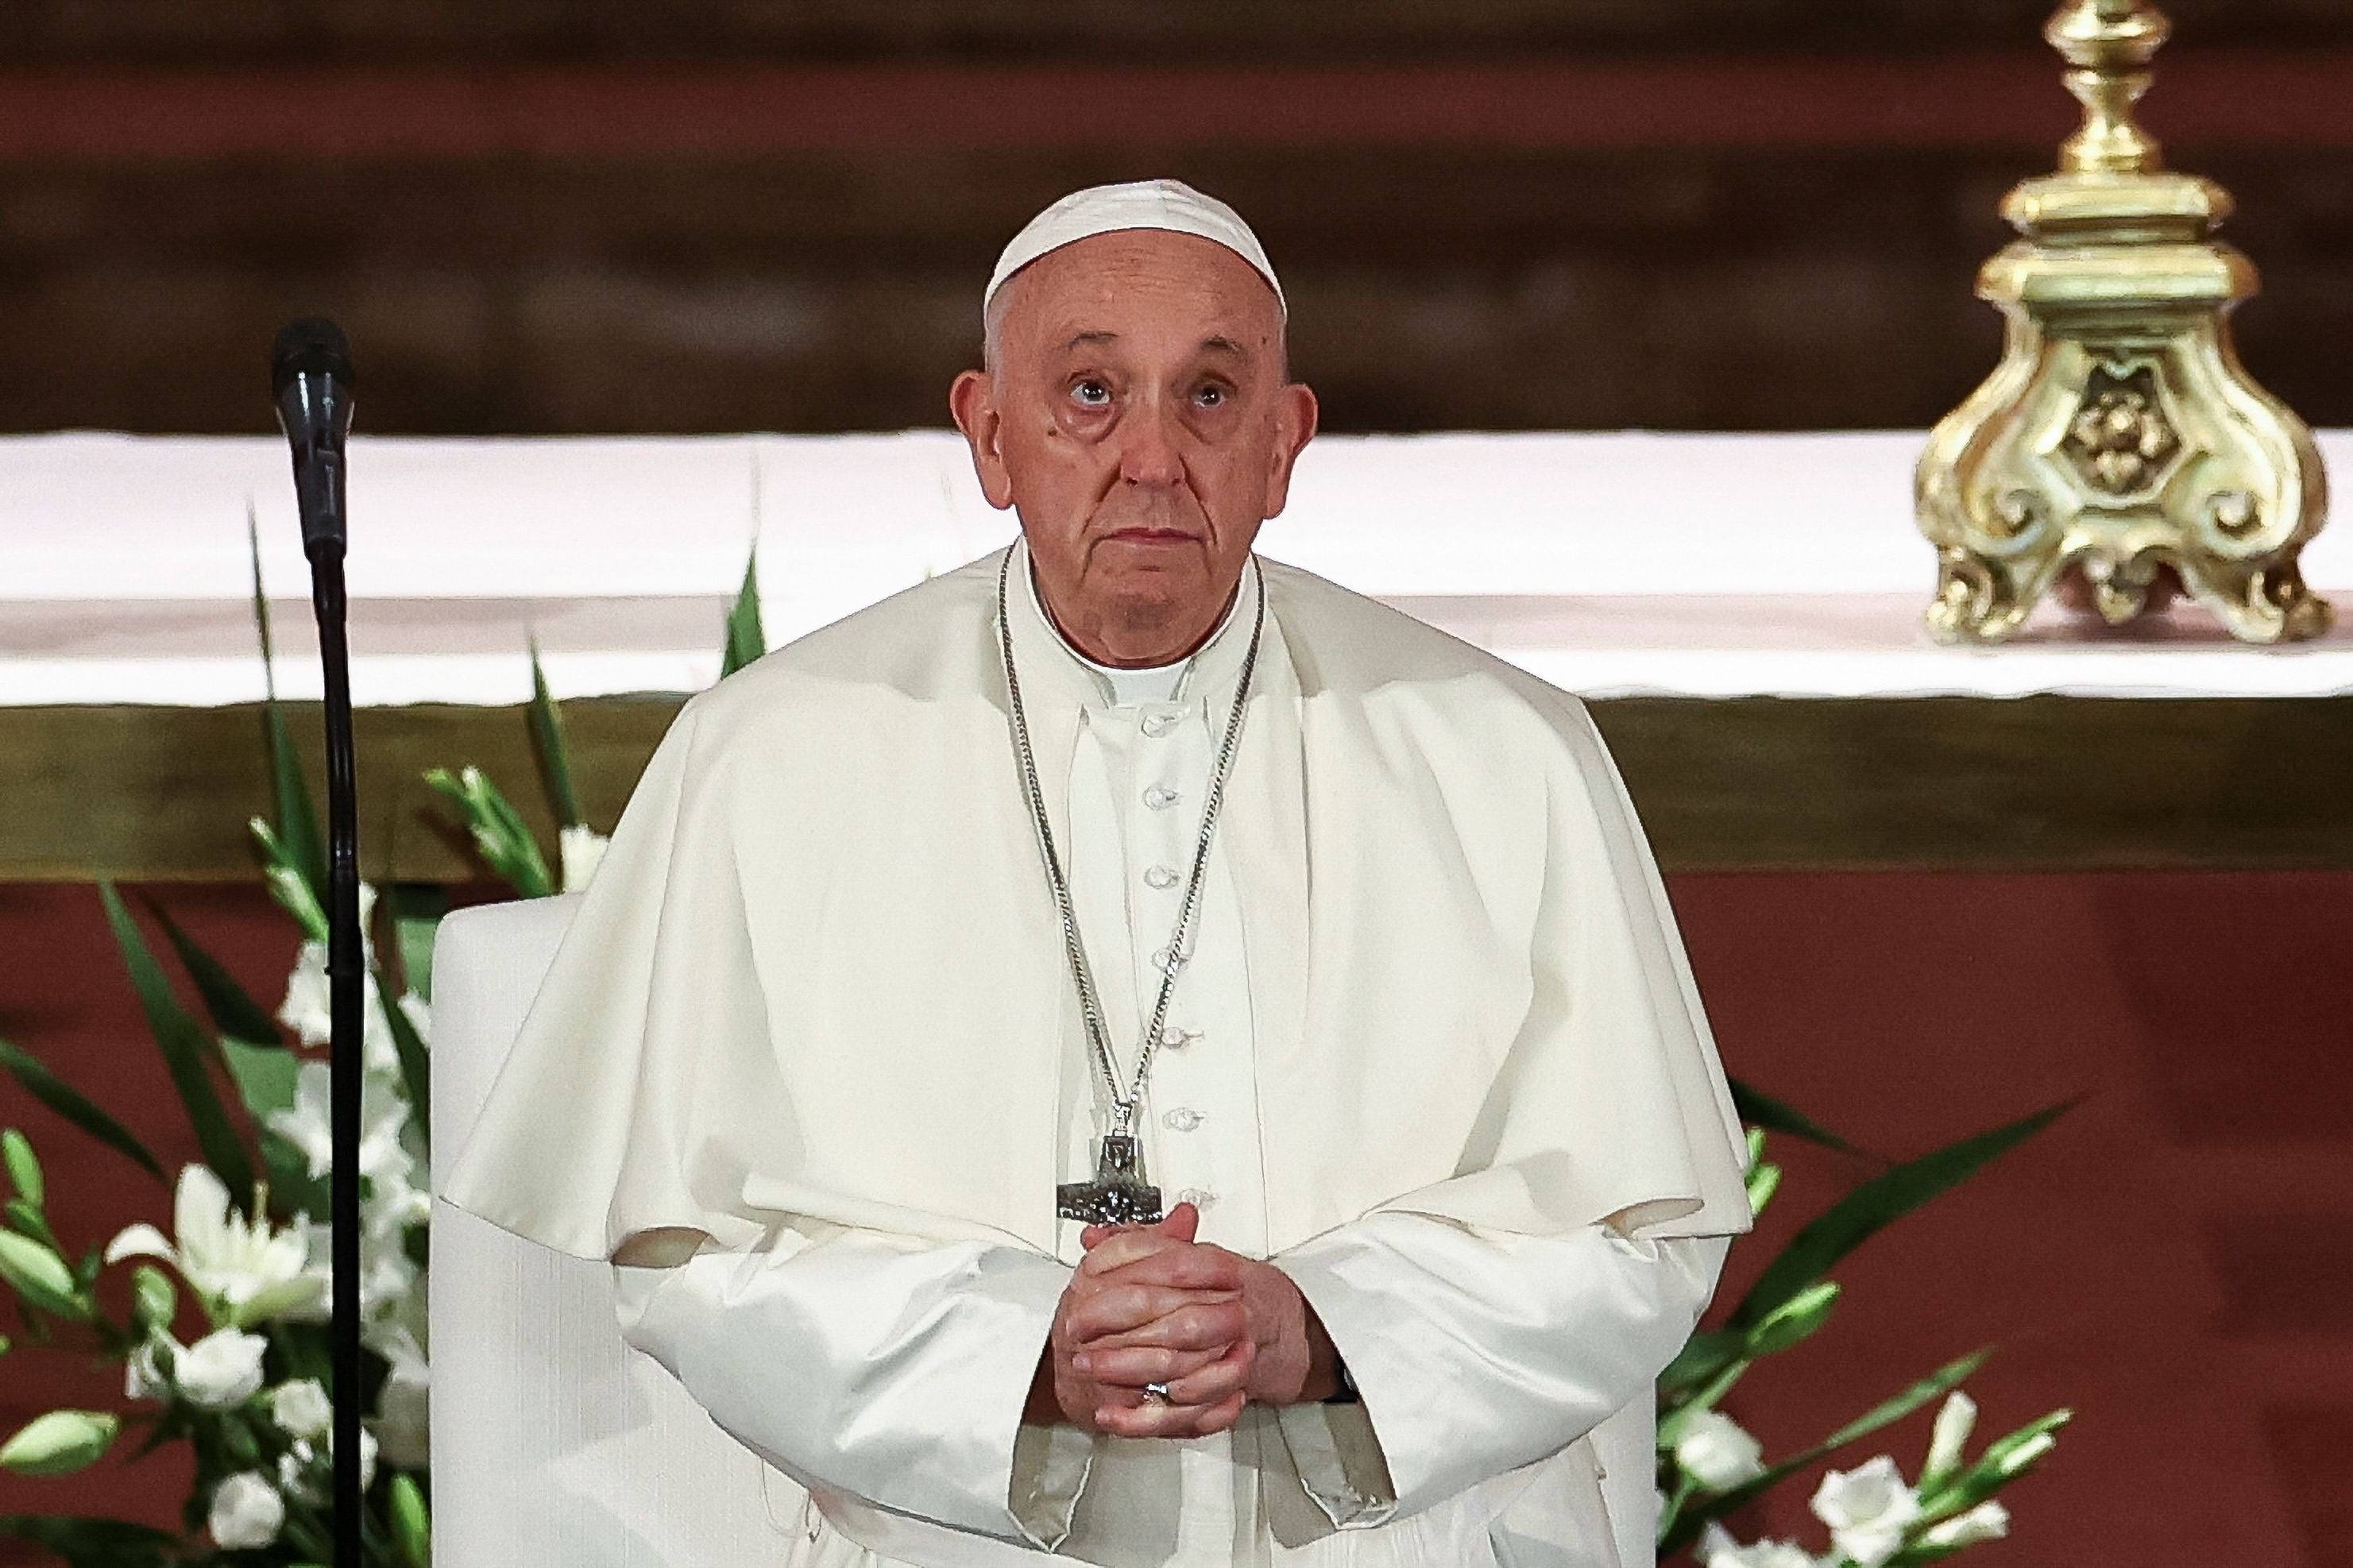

{"left": 442, "top": 179, "right": 1755, "bottom": 1568}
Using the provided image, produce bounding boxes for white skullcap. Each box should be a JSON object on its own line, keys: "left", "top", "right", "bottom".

{"left": 984, "top": 178, "right": 1285, "bottom": 318}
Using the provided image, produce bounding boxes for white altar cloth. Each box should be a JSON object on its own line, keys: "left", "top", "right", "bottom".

{"left": 2, "top": 429, "right": 2349, "bottom": 707}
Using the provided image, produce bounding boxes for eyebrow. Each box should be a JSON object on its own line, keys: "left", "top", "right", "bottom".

{"left": 1057, "top": 331, "right": 1250, "bottom": 360}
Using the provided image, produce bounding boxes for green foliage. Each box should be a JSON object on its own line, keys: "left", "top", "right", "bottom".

{"left": 390, "top": 1472, "right": 433, "bottom": 1568}
{"left": 2, "top": 1130, "right": 44, "bottom": 1209}
{"left": 1729, "top": 1076, "right": 1859, "bottom": 1155}
{"left": 0, "top": 1514, "right": 173, "bottom": 1568}
{"left": 425, "top": 767, "right": 553, "bottom": 898}
{"left": 0, "top": 1037, "right": 163, "bottom": 1184}
{"left": 0, "top": 1231, "right": 84, "bottom": 1319}
{"left": 0, "top": 1412, "right": 118, "bottom": 1477}
{"left": 151, "top": 901, "right": 284, "bottom": 1048}
{"left": 1731, "top": 1099, "right": 2075, "bottom": 1330}
{"left": 721, "top": 550, "right": 766, "bottom": 677}
{"left": 96, "top": 885, "right": 256, "bottom": 1210}
{"left": 129, "top": 1265, "right": 176, "bottom": 1334}
{"left": 528, "top": 639, "right": 584, "bottom": 830}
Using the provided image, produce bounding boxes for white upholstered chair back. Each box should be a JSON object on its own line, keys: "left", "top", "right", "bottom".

{"left": 429, "top": 895, "right": 810, "bottom": 1565}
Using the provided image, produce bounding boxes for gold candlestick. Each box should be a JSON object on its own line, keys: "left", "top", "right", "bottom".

{"left": 1916, "top": 0, "right": 2330, "bottom": 643}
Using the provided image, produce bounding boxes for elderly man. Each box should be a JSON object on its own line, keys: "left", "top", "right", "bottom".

{"left": 444, "top": 179, "right": 1752, "bottom": 1568}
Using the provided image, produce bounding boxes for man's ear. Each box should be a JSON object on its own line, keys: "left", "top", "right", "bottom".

{"left": 1260, "top": 381, "right": 1320, "bottom": 520}
{"left": 949, "top": 369, "right": 1016, "bottom": 511}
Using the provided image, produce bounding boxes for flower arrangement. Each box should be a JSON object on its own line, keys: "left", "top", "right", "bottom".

{"left": 0, "top": 545, "right": 2067, "bottom": 1565}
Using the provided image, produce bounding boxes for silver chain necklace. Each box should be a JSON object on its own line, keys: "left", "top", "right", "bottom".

{"left": 995, "top": 547, "right": 1265, "bottom": 1225}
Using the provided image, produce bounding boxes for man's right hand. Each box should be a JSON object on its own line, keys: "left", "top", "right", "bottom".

{"left": 1028, "top": 1203, "right": 1252, "bottom": 1438}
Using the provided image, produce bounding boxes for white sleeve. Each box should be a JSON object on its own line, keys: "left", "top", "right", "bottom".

{"left": 1272, "top": 1214, "right": 1731, "bottom": 1525}
{"left": 612, "top": 1227, "right": 1097, "bottom": 1550}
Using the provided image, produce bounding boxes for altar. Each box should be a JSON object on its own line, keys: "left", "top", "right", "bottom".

{"left": 6, "top": 428, "right": 2351, "bottom": 880}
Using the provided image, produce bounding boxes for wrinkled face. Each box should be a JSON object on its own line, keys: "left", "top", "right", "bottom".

{"left": 950, "top": 229, "right": 1318, "bottom": 666}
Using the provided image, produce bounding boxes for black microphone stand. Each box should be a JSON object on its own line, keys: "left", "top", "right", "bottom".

{"left": 272, "top": 319, "right": 365, "bottom": 1568}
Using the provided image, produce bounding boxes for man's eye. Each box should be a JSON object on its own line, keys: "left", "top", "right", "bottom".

{"left": 1195, "top": 384, "right": 1227, "bottom": 408}
{"left": 1072, "top": 380, "right": 1111, "bottom": 407}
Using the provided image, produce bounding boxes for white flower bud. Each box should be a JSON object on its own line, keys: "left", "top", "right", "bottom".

{"left": 208, "top": 1471, "right": 285, "bottom": 1550}
{"left": 270, "top": 1378, "right": 333, "bottom": 1441}
{"left": 176, "top": 1327, "right": 268, "bottom": 1410}
{"left": 1924, "top": 1391, "right": 1977, "bottom": 1479}
{"left": 1675, "top": 1408, "right": 1767, "bottom": 1491}
{"left": 1923, "top": 1501, "right": 2011, "bottom": 1549}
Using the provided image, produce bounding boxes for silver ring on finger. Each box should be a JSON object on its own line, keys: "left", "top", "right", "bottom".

{"left": 1142, "top": 1381, "right": 1174, "bottom": 1405}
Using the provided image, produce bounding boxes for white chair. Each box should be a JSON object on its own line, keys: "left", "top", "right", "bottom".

{"left": 429, "top": 895, "right": 813, "bottom": 1564}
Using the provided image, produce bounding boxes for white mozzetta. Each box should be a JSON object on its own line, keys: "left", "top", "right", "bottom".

{"left": 4, "top": 429, "right": 2351, "bottom": 705}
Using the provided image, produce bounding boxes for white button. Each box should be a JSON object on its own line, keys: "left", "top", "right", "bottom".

{"left": 1142, "top": 784, "right": 1180, "bottom": 809}
{"left": 1144, "top": 865, "right": 1180, "bottom": 890}
{"left": 1176, "top": 1187, "right": 1216, "bottom": 1208}
{"left": 1159, "top": 1025, "right": 1200, "bottom": 1050}
{"left": 1163, "top": 1107, "right": 1204, "bottom": 1133}
{"left": 1141, "top": 709, "right": 1180, "bottom": 738}
{"left": 1149, "top": 945, "right": 1189, "bottom": 976}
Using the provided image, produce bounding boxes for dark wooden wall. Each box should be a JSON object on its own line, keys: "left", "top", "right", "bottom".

{"left": 0, "top": 1, "right": 2348, "bottom": 437}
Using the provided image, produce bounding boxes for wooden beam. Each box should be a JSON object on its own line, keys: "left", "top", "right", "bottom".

{"left": 5, "top": 697, "right": 2347, "bottom": 881}
{"left": 0, "top": 53, "right": 2346, "bottom": 164}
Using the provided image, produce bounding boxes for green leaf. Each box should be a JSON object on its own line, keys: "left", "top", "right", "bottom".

{"left": 0, "top": 1512, "right": 176, "bottom": 1568}
{"left": 0, "top": 1036, "right": 164, "bottom": 1183}
{"left": 0, "top": 1412, "right": 117, "bottom": 1477}
{"left": 390, "top": 1470, "right": 433, "bottom": 1568}
{"left": 388, "top": 883, "right": 450, "bottom": 1003}
{"left": 0, "top": 1232, "right": 84, "bottom": 1319}
{"left": 1732, "top": 1099, "right": 2075, "bottom": 1328}
{"left": 1730, "top": 1077, "right": 1860, "bottom": 1155}
{"left": 1745, "top": 1161, "right": 1782, "bottom": 1217}
{"left": 528, "top": 639, "right": 585, "bottom": 830}
{"left": 379, "top": 978, "right": 431, "bottom": 1157}
{"left": 721, "top": 550, "right": 766, "bottom": 677}
{"left": 1662, "top": 1350, "right": 1992, "bottom": 1555}
{"left": 222, "top": 1038, "right": 302, "bottom": 1126}
{"left": 425, "top": 767, "right": 554, "bottom": 898}
{"left": 253, "top": 511, "right": 327, "bottom": 903}
{"left": 97, "top": 883, "right": 257, "bottom": 1210}
{"left": 1, "top": 1130, "right": 42, "bottom": 1210}
{"left": 1657, "top": 1328, "right": 1745, "bottom": 1401}
{"left": 149, "top": 900, "right": 284, "bottom": 1048}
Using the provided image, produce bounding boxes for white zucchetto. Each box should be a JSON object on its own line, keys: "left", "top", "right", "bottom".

{"left": 984, "top": 178, "right": 1286, "bottom": 317}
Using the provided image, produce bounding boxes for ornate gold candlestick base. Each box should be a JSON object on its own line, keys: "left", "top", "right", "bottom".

{"left": 1917, "top": 0, "right": 2331, "bottom": 644}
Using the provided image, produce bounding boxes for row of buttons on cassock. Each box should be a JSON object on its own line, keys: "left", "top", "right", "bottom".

{"left": 1138, "top": 707, "right": 1211, "bottom": 1205}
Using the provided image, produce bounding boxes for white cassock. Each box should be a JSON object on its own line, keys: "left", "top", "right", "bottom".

{"left": 441, "top": 539, "right": 1755, "bottom": 1568}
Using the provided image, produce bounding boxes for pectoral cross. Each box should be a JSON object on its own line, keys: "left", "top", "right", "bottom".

{"left": 1057, "top": 1134, "right": 1164, "bottom": 1226}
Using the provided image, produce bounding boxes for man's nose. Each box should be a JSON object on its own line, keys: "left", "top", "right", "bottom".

{"left": 1117, "top": 401, "right": 1187, "bottom": 489}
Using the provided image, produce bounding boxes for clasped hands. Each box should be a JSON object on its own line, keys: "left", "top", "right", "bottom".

{"left": 1027, "top": 1202, "right": 1338, "bottom": 1439}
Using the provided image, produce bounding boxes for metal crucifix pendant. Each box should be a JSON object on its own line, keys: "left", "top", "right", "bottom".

{"left": 1057, "top": 1134, "right": 1163, "bottom": 1226}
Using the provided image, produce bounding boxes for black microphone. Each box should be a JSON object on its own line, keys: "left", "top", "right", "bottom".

{"left": 272, "top": 317, "right": 356, "bottom": 558}
{"left": 270, "top": 315, "right": 365, "bottom": 1568}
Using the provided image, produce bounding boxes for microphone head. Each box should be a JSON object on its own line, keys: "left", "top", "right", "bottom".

{"left": 271, "top": 317, "right": 355, "bottom": 396}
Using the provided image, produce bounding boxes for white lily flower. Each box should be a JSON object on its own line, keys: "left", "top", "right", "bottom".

{"left": 1922, "top": 1501, "right": 2010, "bottom": 1549}
{"left": 269, "top": 1377, "right": 333, "bottom": 1441}
{"left": 1675, "top": 1408, "right": 1767, "bottom": 1490}
{"left": 104, "top": 1165, "right": 323, "bottom": 1328}
{"left": 209, "top": 1471, "right": 285, "bottom": 1550}
{"left": 266, "top": 1060, "right": 412, "bottom": 1185}
{"left": 176, "top": 1327, "right": 269, "bottom": 1409}
{"left": 1923, "top": 1391, "right": 1976, "bottom": 1479}
{"left": 1698, "top": 1520, "right": 1821, "bottom": 1568}
{"left": 560, "top": 825, "right": 612, "bottom": 892}
{"left": 280, "top": 1426, "right": 376, "bottom": 1497}
{"left": 1810, "top": 1455, "right": 1922, "bottom": 1568}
